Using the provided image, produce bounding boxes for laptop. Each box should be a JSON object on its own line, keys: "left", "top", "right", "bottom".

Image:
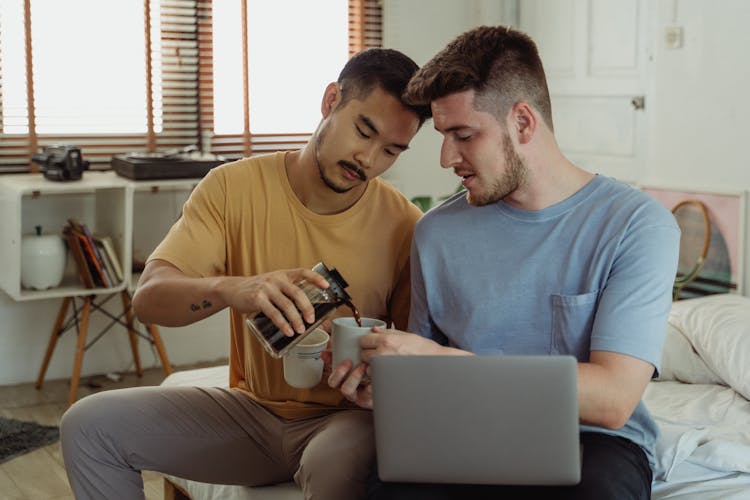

{"left": 370, "top": 355, "right": 581, "bottom": 486}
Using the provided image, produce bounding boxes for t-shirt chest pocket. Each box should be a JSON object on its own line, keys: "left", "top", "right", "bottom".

{"left": 551, "top": 291, "right": 600, "bottom": 357}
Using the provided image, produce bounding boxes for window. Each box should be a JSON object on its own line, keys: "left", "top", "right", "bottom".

{"left": 0, "top": 0, "right": 382, "bottom": 172}
{"left": 213, "top": 0, "right": 348, "bottom": 135}
{"left": 20, "top": 0, "right": 158, "bottom": 134}
{"left": 0, "top": 0, "right": 27, "bottom": 134}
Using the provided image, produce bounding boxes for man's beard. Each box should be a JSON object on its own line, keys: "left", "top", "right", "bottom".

{"left": 314, "top": 127, "right": 367, "bottom": 194}
{"left": 467, "top": 132, "right": 527, "bottom": 207}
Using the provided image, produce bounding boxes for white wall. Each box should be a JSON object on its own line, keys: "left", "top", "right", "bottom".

{"left": 645, "top": 0, "right": 750, "bottom": 189}
{"left": 0, "top": 290, "right": 228, "bottom": 386}
{"left": 383, "top": 0, "right": 750, "bottom": 197}
{"left": 645, "top": 0, "right": 750, "bottom": 296}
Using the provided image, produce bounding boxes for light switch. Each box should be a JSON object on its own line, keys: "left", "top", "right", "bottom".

{"left": 665, "top": 25, "right": 683, "bottom": 49}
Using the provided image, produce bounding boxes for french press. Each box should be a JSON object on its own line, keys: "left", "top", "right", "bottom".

{"left": 246, "top": 261, "right": 351, "bottom": 358}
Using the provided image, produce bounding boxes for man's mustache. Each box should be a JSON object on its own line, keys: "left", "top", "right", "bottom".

{"left": 338, "top": 161, "right": 367, "bottom": 181}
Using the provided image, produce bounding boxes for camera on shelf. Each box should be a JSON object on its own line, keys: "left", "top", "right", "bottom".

{"left": 32, "top": 145, "right": 90, "bottom": 181}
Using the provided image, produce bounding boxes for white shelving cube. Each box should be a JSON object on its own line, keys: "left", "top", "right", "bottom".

{"left": 0, "top": 171, "right": 132, "bottom": 301}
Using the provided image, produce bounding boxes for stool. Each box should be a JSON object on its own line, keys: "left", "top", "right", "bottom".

{"left": 35, "top": 289, "right": 173, "bottom": 405}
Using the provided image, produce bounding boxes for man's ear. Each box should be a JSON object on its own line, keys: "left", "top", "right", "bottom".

{"left": 321, "top": 82, "right": 343, "bottom": 118}
{"left": 511, "top": 101, "right": 537, "bottom": 145}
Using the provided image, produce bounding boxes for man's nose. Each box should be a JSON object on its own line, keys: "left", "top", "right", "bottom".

{"left": 354, "top": 143, "right": 378, "bottom": 169}
{"left": 440, "top": 140, "right": 460, "bottom": 169}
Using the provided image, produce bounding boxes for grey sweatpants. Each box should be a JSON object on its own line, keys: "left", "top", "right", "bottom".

{"left": 60, "top": 386, "right": 374, "bottom": 500}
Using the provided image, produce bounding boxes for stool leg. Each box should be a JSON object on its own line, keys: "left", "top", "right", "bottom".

{"left": 120, "top": 291, "right": 143, "bottom": 377}
{"left": 146, "top": 323, "right": 173, "bottom": 376}
{"left": 36, "top": 297, "right": 72, "bottom": 389}
{"left": 68, "top": 297, "right": 92, "bottom": 406}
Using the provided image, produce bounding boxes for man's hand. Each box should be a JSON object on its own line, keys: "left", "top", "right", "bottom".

{"left": 328, "top": 360, "right": 374, "bottom": 409}
{"left": 223, "top": 268, "right": 330, "bottom": 337}
{"left": 327, "top": 327, "right": 462, "bottom": 409}
{"left": 359, "top": 327, "right": 447, "bottom": 362}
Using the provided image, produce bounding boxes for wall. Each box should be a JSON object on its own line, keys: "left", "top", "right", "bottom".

{"left": 0, "top": 291, "right": 228, "bottom": 386}
{"left": 645, "top": 0, "right": 750, "bottom": 295}
{"left": 645, "top": 0, "right": 750, "bottom": 189}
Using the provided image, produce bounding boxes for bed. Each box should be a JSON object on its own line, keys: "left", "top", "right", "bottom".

{"left": 647, "top": 293, "right": 750, "bottom": 499}
{"left": 161, "top": 293, "right": 750, "bottom": 500}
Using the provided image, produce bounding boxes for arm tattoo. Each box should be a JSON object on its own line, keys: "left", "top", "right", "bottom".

{"left": 190, "top": 299, "right": 213, "bottom": 312}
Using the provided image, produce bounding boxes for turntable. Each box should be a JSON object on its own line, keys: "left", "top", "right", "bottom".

{"left": 112, "top": 146, "right": 226, "bottom": 180}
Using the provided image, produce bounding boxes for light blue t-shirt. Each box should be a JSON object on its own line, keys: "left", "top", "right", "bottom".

{"left": 408, "top": 175, "right": 680, "bottom": 468}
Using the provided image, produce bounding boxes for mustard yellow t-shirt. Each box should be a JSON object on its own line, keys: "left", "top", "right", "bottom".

{"left": 149, "top": 152, "right": 421, "bottom": 419}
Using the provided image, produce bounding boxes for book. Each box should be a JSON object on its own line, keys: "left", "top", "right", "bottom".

{"left": 68, "top": 219, "right": 110, "bottom": 288}
{"left": 93, "top": 235, "right": 124, "bottom": 282}
{"left": 76, "top": 232, "right": 108, "bottom": 287}
{"left": 94, "top": 238, "right": 118, "bottom": 286}
{"left": 63, "top": 225, "right": 95, "bottom": 288}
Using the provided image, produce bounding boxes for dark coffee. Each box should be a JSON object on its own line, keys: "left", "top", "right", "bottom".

{"left": 345, "top": 300, "right": 362, "bottom": 327}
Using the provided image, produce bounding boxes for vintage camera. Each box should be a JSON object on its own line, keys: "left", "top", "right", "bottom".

{"left": 32, "top": 145, "right": 90, "bottom": 181}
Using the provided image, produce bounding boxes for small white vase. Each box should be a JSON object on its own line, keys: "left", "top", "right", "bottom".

{"left": 21, "top": 225, "right": 67, "bottom": 290}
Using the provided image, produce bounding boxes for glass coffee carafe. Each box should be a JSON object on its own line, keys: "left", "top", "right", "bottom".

{"left": 246, "top": 261, "right": 351, "bottom": 358}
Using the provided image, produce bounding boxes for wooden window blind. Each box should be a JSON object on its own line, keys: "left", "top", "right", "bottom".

{"left": 0, "top": 0, "right": 382, "bottom": 173}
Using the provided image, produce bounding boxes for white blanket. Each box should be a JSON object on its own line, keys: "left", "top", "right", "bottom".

{"left": 645, "top": 382, "right": 750, "bottom": 483}
{"left": 646, "top": 294, "right": 750, "bottom": 492}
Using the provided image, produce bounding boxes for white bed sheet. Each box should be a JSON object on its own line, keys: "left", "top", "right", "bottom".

{"left": 646, "top": 381, "right": 750, "bottom": 499}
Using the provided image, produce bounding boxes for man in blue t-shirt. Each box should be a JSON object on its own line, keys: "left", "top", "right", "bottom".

{"left": 328, "top": 25, "right": 680, "bottom": 499}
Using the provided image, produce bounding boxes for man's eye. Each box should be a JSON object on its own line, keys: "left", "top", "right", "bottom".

{"left": 356, "top": 125, "right": 370, "bottom": 139}
{"left": 384, "top": 148, "right": 396, "bottom": 157}
{"left": 456, "top": 134, "right": 472, "bottom": 142}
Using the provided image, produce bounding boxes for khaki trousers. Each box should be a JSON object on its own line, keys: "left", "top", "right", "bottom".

{"left": 60, "top": 386, "right": 374, "bottom": 500}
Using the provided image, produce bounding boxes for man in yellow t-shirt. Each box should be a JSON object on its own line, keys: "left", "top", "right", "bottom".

{"left": 60, "top": 48, "right": 431, "bottom": 500}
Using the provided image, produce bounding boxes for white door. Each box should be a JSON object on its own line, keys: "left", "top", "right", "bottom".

{"left": 518, "top": 0, "right": 652, "bottom": 183}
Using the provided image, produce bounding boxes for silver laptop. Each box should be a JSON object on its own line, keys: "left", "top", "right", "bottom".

{"left": 370, "top": 355, "right": 581, "bottom": 486}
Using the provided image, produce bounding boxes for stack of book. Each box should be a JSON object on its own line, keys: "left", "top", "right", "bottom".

{"left": 63, "top": 219, "right": 124, "bottom": 289}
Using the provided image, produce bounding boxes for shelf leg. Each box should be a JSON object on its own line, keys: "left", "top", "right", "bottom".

{"left": 146, "top": 323, "right": 173, "bottom": 376}
{"left": 36, "top": 296, "right": 72, "bottom": 390}
{"left": 120, "top": 291, "right": 143, "bottom": 377}
{"left": 68, "top": 297, "right": 92, "bottom": 406}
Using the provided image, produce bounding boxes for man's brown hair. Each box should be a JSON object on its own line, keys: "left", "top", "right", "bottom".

{"left": 404, "top": 25, "right": 553, "bottom": 130}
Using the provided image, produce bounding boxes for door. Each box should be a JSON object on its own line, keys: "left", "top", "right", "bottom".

{"left": 518, "top": 0, "right": 652, "bottom": 183}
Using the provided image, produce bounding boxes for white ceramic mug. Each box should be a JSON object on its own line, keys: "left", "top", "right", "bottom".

{"left": 282, "top": 328, "right": 330, "bottom": 389}
{"left": 332, "top": 317, "right": 386, "bottom": 371}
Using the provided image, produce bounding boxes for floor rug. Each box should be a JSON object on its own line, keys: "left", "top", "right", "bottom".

{"left": 0, "top": 416, "right": 60, "bottom": 464}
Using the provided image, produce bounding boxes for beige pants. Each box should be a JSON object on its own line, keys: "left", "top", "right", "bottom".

{"left": 60, "top": 386, "right": 374, "bottom": 500}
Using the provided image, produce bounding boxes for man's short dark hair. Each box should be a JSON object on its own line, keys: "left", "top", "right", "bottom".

{"left": 404, "top": 26, "right": 553, "bottom": 130}
{"left": 337, "top": 48, "right": 432, "bottom": 126}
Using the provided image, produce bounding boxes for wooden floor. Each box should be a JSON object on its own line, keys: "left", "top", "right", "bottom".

{"left": 0, "top": 360, "right": 225, "bottom": 500}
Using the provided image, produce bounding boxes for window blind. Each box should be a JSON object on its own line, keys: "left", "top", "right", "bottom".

{"left": 0, "top": 0, "right": 383, "bottom": 172}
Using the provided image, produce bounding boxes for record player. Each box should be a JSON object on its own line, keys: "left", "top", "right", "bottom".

{"left": 112, "top": 146, "right": 226, "bottom": 180}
